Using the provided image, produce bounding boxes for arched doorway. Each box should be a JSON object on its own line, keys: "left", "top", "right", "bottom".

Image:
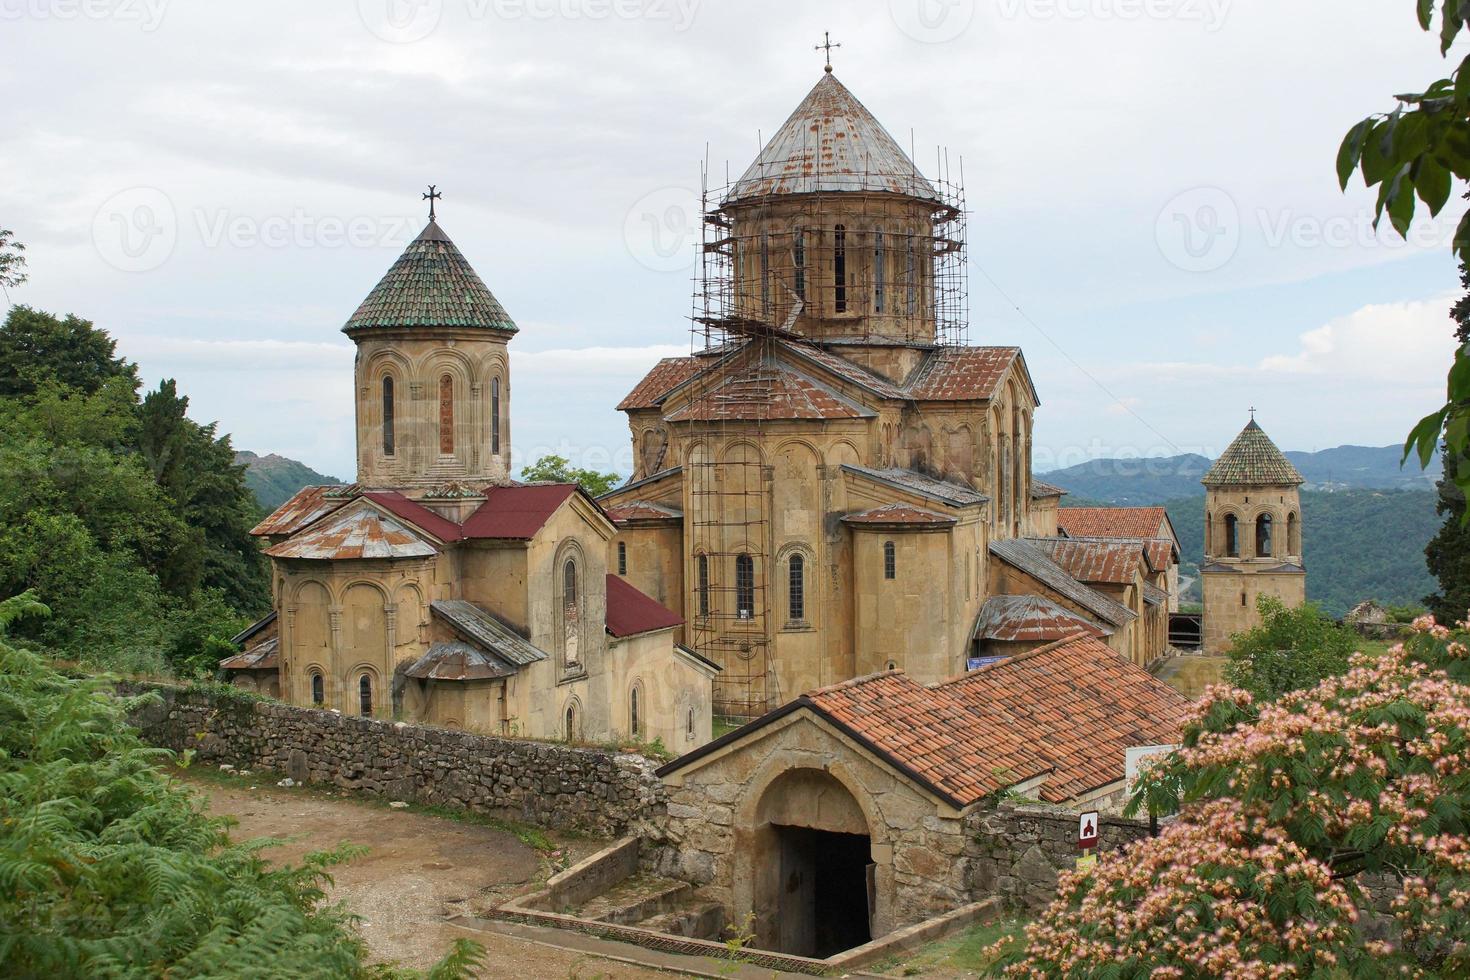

{"left": 751, "top": 768, "right": 873, "bottom": 957}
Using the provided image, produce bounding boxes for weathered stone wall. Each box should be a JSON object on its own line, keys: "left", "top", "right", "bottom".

{"left": 122, "top": 683, "right": 665, "bottom": 837}
{"left": 966, "top": 801, "right": 1152, "bottom": 910}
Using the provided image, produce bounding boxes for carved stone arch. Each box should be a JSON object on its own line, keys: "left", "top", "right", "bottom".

{"left": 348, "top": 661, "right": 382, "bottom": 716}
{"left": 291, "top": 577, "right": 335, "bottom": 605}
{"left": 365, "top": 348, "right": 414, "bottom": 385}
{"left": 719, "top": 438, "right": 767, "bottom": 466}
{"left": 627, "top": 675, "right": 647, "bottom": 739}
{"left": 554, "top": 539, "right": 587, "bottom": 671}
{"left": 775, "top": 540, "right": 816, "bottom": 624}
{"left": 825, "top": 438, "right": 862, "bottom": 468}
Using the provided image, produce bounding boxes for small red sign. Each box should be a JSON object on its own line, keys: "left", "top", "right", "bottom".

{"left": 1078, "top": 810, "right": 1099, "bottom": 850}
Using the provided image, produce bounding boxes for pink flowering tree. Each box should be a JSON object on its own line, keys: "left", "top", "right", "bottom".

{"left": 1007, "top": 616, "right": 1470, "bottom": 977}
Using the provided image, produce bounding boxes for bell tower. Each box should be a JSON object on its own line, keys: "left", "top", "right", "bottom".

{"left": 1200, "top": 414, "right": 1306, "bottom": 653}
{"left": 343, "top": 190, "right": 517, "bottom": 490}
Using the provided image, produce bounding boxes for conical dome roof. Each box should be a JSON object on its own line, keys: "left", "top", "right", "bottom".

{"left": 1201, "top": 419, "right": 1303, "bottom": 487}
{"left": 343, "top": 219, "right": 517, "bottom": 335}
{"left": 725, "top": 73, "right": 942, "bottom": 205}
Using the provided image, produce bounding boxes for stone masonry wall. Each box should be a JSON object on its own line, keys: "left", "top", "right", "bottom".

{"left": 122, "top": 683, "right": 666, "bottom": 837}
{"left": 966, "top": 802, "right": 1152, "bottom": 910}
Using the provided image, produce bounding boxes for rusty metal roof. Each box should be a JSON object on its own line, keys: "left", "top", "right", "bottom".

{"left": 430, "top": 600, "right": 547, "bottom": 666}
{"left": 726, "top": 73, "right": 942, "bottom": 204}
{"left": 973, "top": 595, "right": 1108, "bottom": 644}
{"left": 263, "top": 504, "right": 438, "bottom": 561}
{"left": 604, "top": 500, "right": 682, "bottom": 524}
{"left": 663, "top": 364, "right": 873, "bottom": 423}
{"left": 1030, "top": 481, "right": 1067, "bottom": 499}
{"left": 842, "top": 502, "right": 956, "bottom": 528}
{"left": 344, "top": 218, "right": 517, "bottom": 335}
{"left": 251, "top": 485, "right": 352, "bottom": 537}
{"left": 219, "top": 636, "right": 278, "bottom": 671}
{"left": 987, "top": 539, "right": 1136, "bottom": 628}
{"left": 841, "top": 464, "right": 988, "bottom": 508}
{"left": 1031, "top": 537, "right": 1147, "bottom": 587}
{"left": 402, "top": 640, "right": 518, "bottom": 681}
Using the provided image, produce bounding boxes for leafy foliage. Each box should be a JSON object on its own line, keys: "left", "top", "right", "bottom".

{"left": 0, "top": 227, "right": 27, "bottom": 291}
{"left": 1011, "top": 616, "right": 1470, "bottom": 976}
{"left": 1426, "top": 255, "right": 1470, "bottom": 622}
{"left": 0, "top": 306, "right": 268, "bottom": 675}
{"left": 1223, "top": 595, "right": 1358, "bottom": 701}
{"left": 0, "top": 592, "right": 484, "bottom": 978}
{"left": 518, "top": 454, "right": 621, "bottom": 497}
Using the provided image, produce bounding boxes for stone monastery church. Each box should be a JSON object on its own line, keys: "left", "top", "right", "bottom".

{"left": 225, "top": 66, "right": 1227, "bottom": 744}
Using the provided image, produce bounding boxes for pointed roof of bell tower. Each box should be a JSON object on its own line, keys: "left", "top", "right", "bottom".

{"left": 1202, "top": 417, "right": 1303, "bottom": 487}
{"left": 343, "top": 206, "right": 517, "bottom": 336}
{"left": 724, "top": 72, "right": 942, "bottom": 205}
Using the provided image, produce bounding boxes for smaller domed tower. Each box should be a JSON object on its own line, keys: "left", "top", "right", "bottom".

{"left": 1200, "top": 415, "right": 1306, "bottom": 653}
{"left": 343, "top": 196, "right": 516, "bottom": 490}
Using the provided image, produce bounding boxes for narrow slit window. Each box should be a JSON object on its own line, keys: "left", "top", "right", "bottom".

{"left": 617, "top": 541, "right": 627, "bottom": 576}
{"left": 1256, "top": 513, "right": 1273, "bottom": 557}
{"left": 311, "top": 672, "right": 324, "bottom": 706}
{"left": 906, "top": 236, "right": 917, "bottom": 315}
{"left": 381, "top": 377, "right": 395, "bottom": 456}
{"left": 630, "top": 686, "right": 641, "bottom": 738}
{"left": 794, "top": 231, "right": 806, "bottom": 301}
{"left": 760, "top": 232, "right": 770, "bottom": 317}
{"left": 1225, "top": 514, "right": 1239, "bottom": 558}
{"left": 883, "top": 541, "right": 896, "bottom": 580}
{"left": 491, "top": 377, "right": 501, "bottom": 455}
{"left": 697, "top": 554, "right": 710, "bottom": 617}
{"left": 833, "top": 225, "right": 847, "bottom": 313}
{"left": 438, "top": 374, "right": 454, "bottom": 455}
{"left": 736, "top": 554, "right": 754, "bottom": 620}
{"left": 358, "top": 674, "right": 372, "bottom": 716}
{"left": 873, "top": 231, "right": 885, "bottom": 313}
{"left": 788, "top": 553, "right": 805, "bottom": 621}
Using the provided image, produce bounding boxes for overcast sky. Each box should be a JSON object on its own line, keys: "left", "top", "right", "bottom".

{"left": 2, "top": 0, "right": 1462, "bottom": 481}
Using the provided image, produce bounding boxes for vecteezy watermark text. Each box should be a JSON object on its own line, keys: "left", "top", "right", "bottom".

{"left": 995, "top": 0, "right": 1230, "bottom": 31}
{"left": 0, "top": 0, "right": 168, "bottom": 30}
{"left": 358, "top": 0, "right": 699, "bottom": 43}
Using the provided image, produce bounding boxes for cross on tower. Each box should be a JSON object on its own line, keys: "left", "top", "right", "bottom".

{"left": 1249, "top": 405, "right": 1257, "bottom": 421}
{"left": 814, "top": 31, "right": 840, "bottom": 73}
{"left": 423, "top": 184, "right": 442, "bottom": 221}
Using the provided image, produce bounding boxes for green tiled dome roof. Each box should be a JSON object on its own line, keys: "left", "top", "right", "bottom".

{"left": 1202, "top": 419, "right": 1303, "bottom": 487}
{"left": 343, "top": 219, "right": 517, "bottom": 334}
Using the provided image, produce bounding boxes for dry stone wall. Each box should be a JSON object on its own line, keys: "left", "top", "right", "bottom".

{"left": 122, "top": 683, "right": 666, "bottom": 837}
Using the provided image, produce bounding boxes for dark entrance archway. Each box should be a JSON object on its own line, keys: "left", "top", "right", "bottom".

{"left": 772, "top": 825, "right": 872, "bottom": 957}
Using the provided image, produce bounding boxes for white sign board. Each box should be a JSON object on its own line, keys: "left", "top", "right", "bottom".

{"left": 1077, "top": 810, "right": 1099, "bottom": 849}
{"left": 1125, "top": 744, "right": 1179, "bottom": 798}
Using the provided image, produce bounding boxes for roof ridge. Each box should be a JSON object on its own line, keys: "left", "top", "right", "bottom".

{"left": 937, "top": 631, "right": 1095, "bottom": 687}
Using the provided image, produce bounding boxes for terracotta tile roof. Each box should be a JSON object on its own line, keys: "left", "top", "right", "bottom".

{"left": 605, "top": 574, "right": 684, "bottom": 638}
{"left": 617, "top": 356, "right": 702, "bottom": 411}
{"left": 842, "top": 503, "right": 956, "bottom": 527}
{"left": 431, "top": 600, "right": 548, "bottom": 666}
{"left": 941, "top": 633, "right": 1192, "bottom": 802}
{"left": 973, "top": 595, "right": 1108, "bottom": 644}
{"left": 1058, "top": 506, "right": 1173, "bottom": 544}
{"left": 264, "top": 505, "right": 439, "bottom": 561}
{"left": 905, "top": 347, "right": 1033, "bottom": 403}
{"left": 1201, "top": 419, "right": 1303, "bottom": 486}
{"left": 805, "top": 672, "right": 1052, "bottom": 806}
{"left": 362, "top": 491, "right": 464, "bottom": 542}
{"left": 988, "top": 539, "right": 1136, "bottom": 628}
{"left": 782, "top": 341, "right": 906, "bottom": 399}
{"left": 343, "top": 219, "right": 517, "bottom": 334}
{"left": 1030, "top": 537, "right": 1146, "bottom": 586}
{"left": 460, "top": 484, "right": 579, "bottom": 539}
{"left": 1031, "top": 481, "right": 1067, "bottom": 499}
{"left": 402, "top": 641, "right": 517, "bottom": 681}
{"left": 663, "top": 365, "right": 872, "bottom": 423}
{"left": 251, "top": 485, "right": 351, "bottom": 537}
{"left": 604, "top": 500, "right": 683, "bottom": 524}
{"left": 841, "top": 464, "right": 988, "bottom": 507}
{"left": 219, "top": 636, "right": 278, "bottom": 671}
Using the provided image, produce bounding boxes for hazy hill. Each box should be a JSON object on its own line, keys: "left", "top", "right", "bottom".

{"left": 235, "top": 452, "right": 342, "bottom": 512}
{"left": 1042, "top": 444, "right": 1438, "bottom": 503}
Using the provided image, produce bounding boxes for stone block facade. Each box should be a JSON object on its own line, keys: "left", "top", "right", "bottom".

{"left": 123, "top": 683, "right": 665, "bottom": 837}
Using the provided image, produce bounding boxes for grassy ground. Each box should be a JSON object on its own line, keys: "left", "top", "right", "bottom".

{"left": 869, "top": 918, "right": 1026, "bottom": 978}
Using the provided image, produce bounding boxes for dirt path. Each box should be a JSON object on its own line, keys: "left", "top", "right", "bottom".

{"left": 181, "top": 771, "right": 676, "bottom": 978}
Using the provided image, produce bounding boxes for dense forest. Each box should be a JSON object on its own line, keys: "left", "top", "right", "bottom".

{"left": 0, "top": 305, "right": 269, "bottom": 676}
{"left": 1155, "top": 489, "right": 1439, "bottom": 617}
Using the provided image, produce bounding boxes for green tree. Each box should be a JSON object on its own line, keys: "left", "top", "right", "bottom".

{"left": 1223, "top": 595, "right": 1359, "bottom": 702}
{"left": 519, "top": 453, "right": 622, "bottom": 497}
{"left": 0, "top": 591, "right": 484, "bottom": 977}
{"left": 0, "top": 305, "right": 136, "bottom": 398}
{"left": 0, "top": 227, "right": 26, "bottom": 291}
{"left": 1427, "top": 255, "right": 1470, "bottom": 621}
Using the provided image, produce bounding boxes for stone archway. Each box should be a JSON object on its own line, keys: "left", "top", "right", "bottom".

{"left": 748, "top": 767, "right": 874, "bottom": 957}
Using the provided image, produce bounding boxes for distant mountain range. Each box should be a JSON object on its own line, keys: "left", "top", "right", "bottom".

{"left": 1041, "top": 444, "right": 1440, "bottom": 504}
{"left": 235, "top": 452, "right": 342, "bottom": 512}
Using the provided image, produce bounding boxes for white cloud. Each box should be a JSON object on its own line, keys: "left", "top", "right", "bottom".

{"left": 1258, "top": 294, "right": 1458, "bottom": 381}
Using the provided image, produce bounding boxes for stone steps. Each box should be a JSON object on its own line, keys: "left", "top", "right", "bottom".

{"left": 575, "top": 875, "right": 692, "bottom": 925}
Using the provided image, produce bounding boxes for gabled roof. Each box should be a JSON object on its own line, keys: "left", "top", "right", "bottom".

{"left": 1030, "top": 537, "right": 1147, "bottom": 587}
{"left": 343, "top": 218, "right": 517, "bottom": 335}
{"left": 362, "top": 491, "right": 464, "bottom": 542}
{"left": 599, "top": 466, "right": 683, "bottom": 503}
{"left": 940, "top": 634, "right": 1191, "bottom": 802}
{"left": 1202, "top": 419, "right": 1303, "bottom": 487}
{"left": 263, "top": 504, "right": 439, "bottom": 561}
{"left": 988, "top": 539, "right": 1136, "bottom": 628}
{"left": 603, "top": 500, "right": 683, "bottom": 524}
{"left": 725, "top": 73, "right": 942, "bottom": 205}
{"left": 219, "top": 636, "right": 278, "bottom": 671}
{"left": 842, "top": 502, "right": 956, "bottom": 528}
{"left": 430, "top": 600, "right": 547, "bottom": 666}
{"left": 616, "top": 356, "right": 702, "bottom": 411}
{"left": 402, "top": 641, "right": 518, "bottom": 681}
{"left": 905, "top": 347, "right": 1034, "bottom": 404}
{"left": 783, "top": 341, "right": 907, "bottom": 399}
{"left": 460, "top": 484, "right": 580, "bottom": 539}
{"left": 842, "top": 464, "right": 988, "bottom": 508}
{"left": 605, "top": 574, "right": 684, "bottom": 638}
{"left": 1031, "top": 481, "right": 1067, "bottom": 499}
{"left": 251, "top": 485, "right": 352, "bottom": 537}
{"left": 1057, "top": 506, "right": 1178, "bottom": 551}
{"left": 973, "top": 594, "right": 1109, "bottom": 644}
{"left": 229, "top": 611, "right": 277, "bottom": 647}
{"left": 663, "top": 364, "right": 873, "bottom": 423}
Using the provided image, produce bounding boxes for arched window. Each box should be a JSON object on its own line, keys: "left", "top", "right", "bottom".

{"left": 438, "top": 374, "right": 454, "bottom": 454}
{"left": 873, "top": 231, "right": 886, "bottom": 313}
{"left": 788, "top": 553, "right": 805, "bottom": 621}
{"left": 833, "top": 224, "right": 847, "bottom": 313}
{"left": 491, "top": 376, "right": 501, "bottom": 456}
{"left": 883, "top": 541, "right": 896, "bottom": 580}
{"left": 1287, "top": 512, "right": 1300, "bottom": 555}
{"left": 697, "top": 554, "right": 710, "bottom": 617}
{"left": 735, "top": 554, "right": 755, "bottom": 620}
{"left": 310, "top": 671, "right": 324, "bottom": 706}
{"left": 381, "top": 377, "right": 395, "bottom": 456}
{"left": 562, "top": 557, "right": 580, "bottom": 667}
{"left": 565, "top": 702, "right": 578, "bottom": 742}
{"left": 1224, "top": 514, "right": 1239, "bottom": 558}
{"left": 905, "top": 236, "right": 918, "bottom": 315}
{"left": 1256, "top": 513, "right": 1273, "bottom": 558}
{"left": 760, "top": 232, "right": 770, "bottom": 316}
{"left": 629, "top": 684, "right": 642, "bottom": 739}
{"left": 358, "top": 674, "right": 373, "bottom": 717}
{"left": 617, "top": 541, "right": 627, "bottom": 576}
{"left": 793, "top": 230, "right": 806, "bottom": 301}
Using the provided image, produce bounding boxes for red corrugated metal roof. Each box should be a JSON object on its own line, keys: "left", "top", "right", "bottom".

{"left": 461, "top": 484, "right": 578, "bottom": 539}
{"left": 362, "top": 491, "right": 464, "bottom": 542}
{"left": 605, "top": 574, "right": 684, "bottom": 638}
